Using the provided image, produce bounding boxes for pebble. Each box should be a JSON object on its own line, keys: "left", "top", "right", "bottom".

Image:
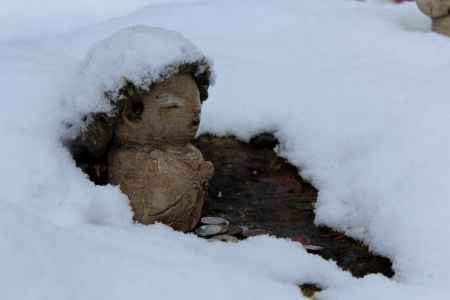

{"left": 226, "top": 225, "right": 243, "bottom": 236}
{"left": 209, "top": 234, "right": 239, "bottom": 243}
{"left": 249, "top": 133, "right": 279, "bottom": 149}
{"left": 195, "top": 224, "right": 228, "bottom": 237}
{"left": 303, "top": 245, "right": 324, "bottom": 252}
{"left": 240, "top": 225, "right": 249, "bottom": 232}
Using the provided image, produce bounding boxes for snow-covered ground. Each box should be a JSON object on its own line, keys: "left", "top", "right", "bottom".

{"left": 1, "top": 0, "right": 450, "bottom": 299}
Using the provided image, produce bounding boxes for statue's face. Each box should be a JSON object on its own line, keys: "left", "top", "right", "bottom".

{"left": 117, "top": 73, "right": 202, "bottom": 146}
{"left": 417, "top": 0, "right": 450, "bottom": 18}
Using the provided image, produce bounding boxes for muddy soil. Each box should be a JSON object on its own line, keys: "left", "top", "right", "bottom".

{"left": 195, "top": 134, "right": 394, "bottom": 278}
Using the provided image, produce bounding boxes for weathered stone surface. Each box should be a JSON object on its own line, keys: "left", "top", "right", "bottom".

{"left": 417, "top": 0, "right": 450, "bottom": 36}
{"left": 115, "top": 74, "right": 203, "bottom": 147}
{"left": 417, "top": 0, "right": 450, "bottom": 18}
{"left": 109, "top": 145, "right": 213, "bottom": 231}
{"left": 70, "top": 72, "right": 213, "bottom": 232}
{"left": 432, "top": 14, "right": 450, "bottom": 36}
{"left": 108, "top": 73, "right": 214, "bottom": 231}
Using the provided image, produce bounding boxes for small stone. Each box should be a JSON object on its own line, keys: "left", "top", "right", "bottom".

{"left": 242, "top": 228, "right": 271, "bottom": 237}
{"left": 209, "top": 234, "right": 239, "bottom": 243}
{"left": 240, "top": 225, "right": 249, "bottom": 232}
{"left": 249, "top": 133, "right": 279, "bottom": 149}
{"left": 226, "top": 225, "right": 243, "bottom": 236}
{"left": 195, "top": 224, "right": 227, "bottom": 237}
{"left": 200, "top": 216, "right": 229, "bottom": 226}
{"left": 303, "top": 245, "right": 324, "bottom": 252}
{"left": 299, "top": 284, "right": 322, "bottom": 298}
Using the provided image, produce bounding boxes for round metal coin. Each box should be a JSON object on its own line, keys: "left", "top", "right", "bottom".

{"left": 200, "top": 216, "right": 229, "bottom": 226}
{"left": 195, "top": 224, "right": 227, "bottom": 237}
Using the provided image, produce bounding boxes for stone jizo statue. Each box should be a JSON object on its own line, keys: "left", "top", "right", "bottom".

{"left": 71, "top": 68, "right": 214, "bottom": 232}
{"left": 417, "top": 0, "right": 450, "bottom": 36}
{"left": 108, "top": 72, "right": 214, "bottom": 231}
{"left": 68, "top": 26, "right": 215, "bottom": 231}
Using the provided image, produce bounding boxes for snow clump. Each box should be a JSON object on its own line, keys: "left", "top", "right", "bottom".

{"left": 68, "top": 25, "right": 214, "bottom": 121}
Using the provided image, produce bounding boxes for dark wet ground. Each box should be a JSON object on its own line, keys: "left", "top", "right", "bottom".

{"left": 195, "top": 133, "right": 394, "bottom": 278}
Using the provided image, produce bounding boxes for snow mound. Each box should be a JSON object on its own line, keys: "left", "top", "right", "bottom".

{"left": 71, "top": 25, "right": 213, "bottom": 118}
{"left": 3, "top": 0, "right": 450, "bottom": 299}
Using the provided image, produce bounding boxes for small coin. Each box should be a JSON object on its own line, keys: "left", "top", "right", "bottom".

{"left": 303, "top": 245, "right": 324, "bottom": 252}
{"left": 195, "top": 224, "right": 227, "bottom": 237}
{"left": 209, "top": 234, "right": 239, "bottom": 243}
{"left": 200, "top": 216, "right": 230, "bottom": 226}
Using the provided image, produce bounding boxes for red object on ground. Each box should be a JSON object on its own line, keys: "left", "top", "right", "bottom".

{"left": 292, "top": 234, "right": 308, "bottom": 245}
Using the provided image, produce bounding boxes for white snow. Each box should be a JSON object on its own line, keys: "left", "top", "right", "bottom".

{"left": 1, "top": 0, "right": 450, "bottom": 299}
{"left": 0, "top": 0, "right": 198, "bottom": 41}
{"left": 66, "top": 25, "right": 212, "bottom": 126}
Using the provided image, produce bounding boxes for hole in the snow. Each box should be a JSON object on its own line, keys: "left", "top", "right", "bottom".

{"left": 67, "top": 122, "right": 395, "bottom": 278}
{"left": 66, "top": 112, "right": 117, "bottom": 186}
{"left": 195, "top": 133, "right": 394, "bottom": 278}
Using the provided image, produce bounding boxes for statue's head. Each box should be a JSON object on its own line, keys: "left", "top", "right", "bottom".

{"left": 68, "top": 26, "right": 214, "bottom": 185}
{"left": 417, "top": 0, "right": 450, "bottom": 18}
{"left": 116, "top": 72, "right": 202, "bottom": 147}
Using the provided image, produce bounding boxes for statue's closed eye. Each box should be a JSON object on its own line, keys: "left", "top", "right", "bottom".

{"left": 158, "top": 93, "right": 184, "bottom": 109}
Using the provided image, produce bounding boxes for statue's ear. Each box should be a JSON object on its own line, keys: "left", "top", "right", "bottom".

{"left": 122, "top": 96, "right": 144, "bottom": 123}
{"left": 119, "top": 79, "right": 145, "bottom": 124}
